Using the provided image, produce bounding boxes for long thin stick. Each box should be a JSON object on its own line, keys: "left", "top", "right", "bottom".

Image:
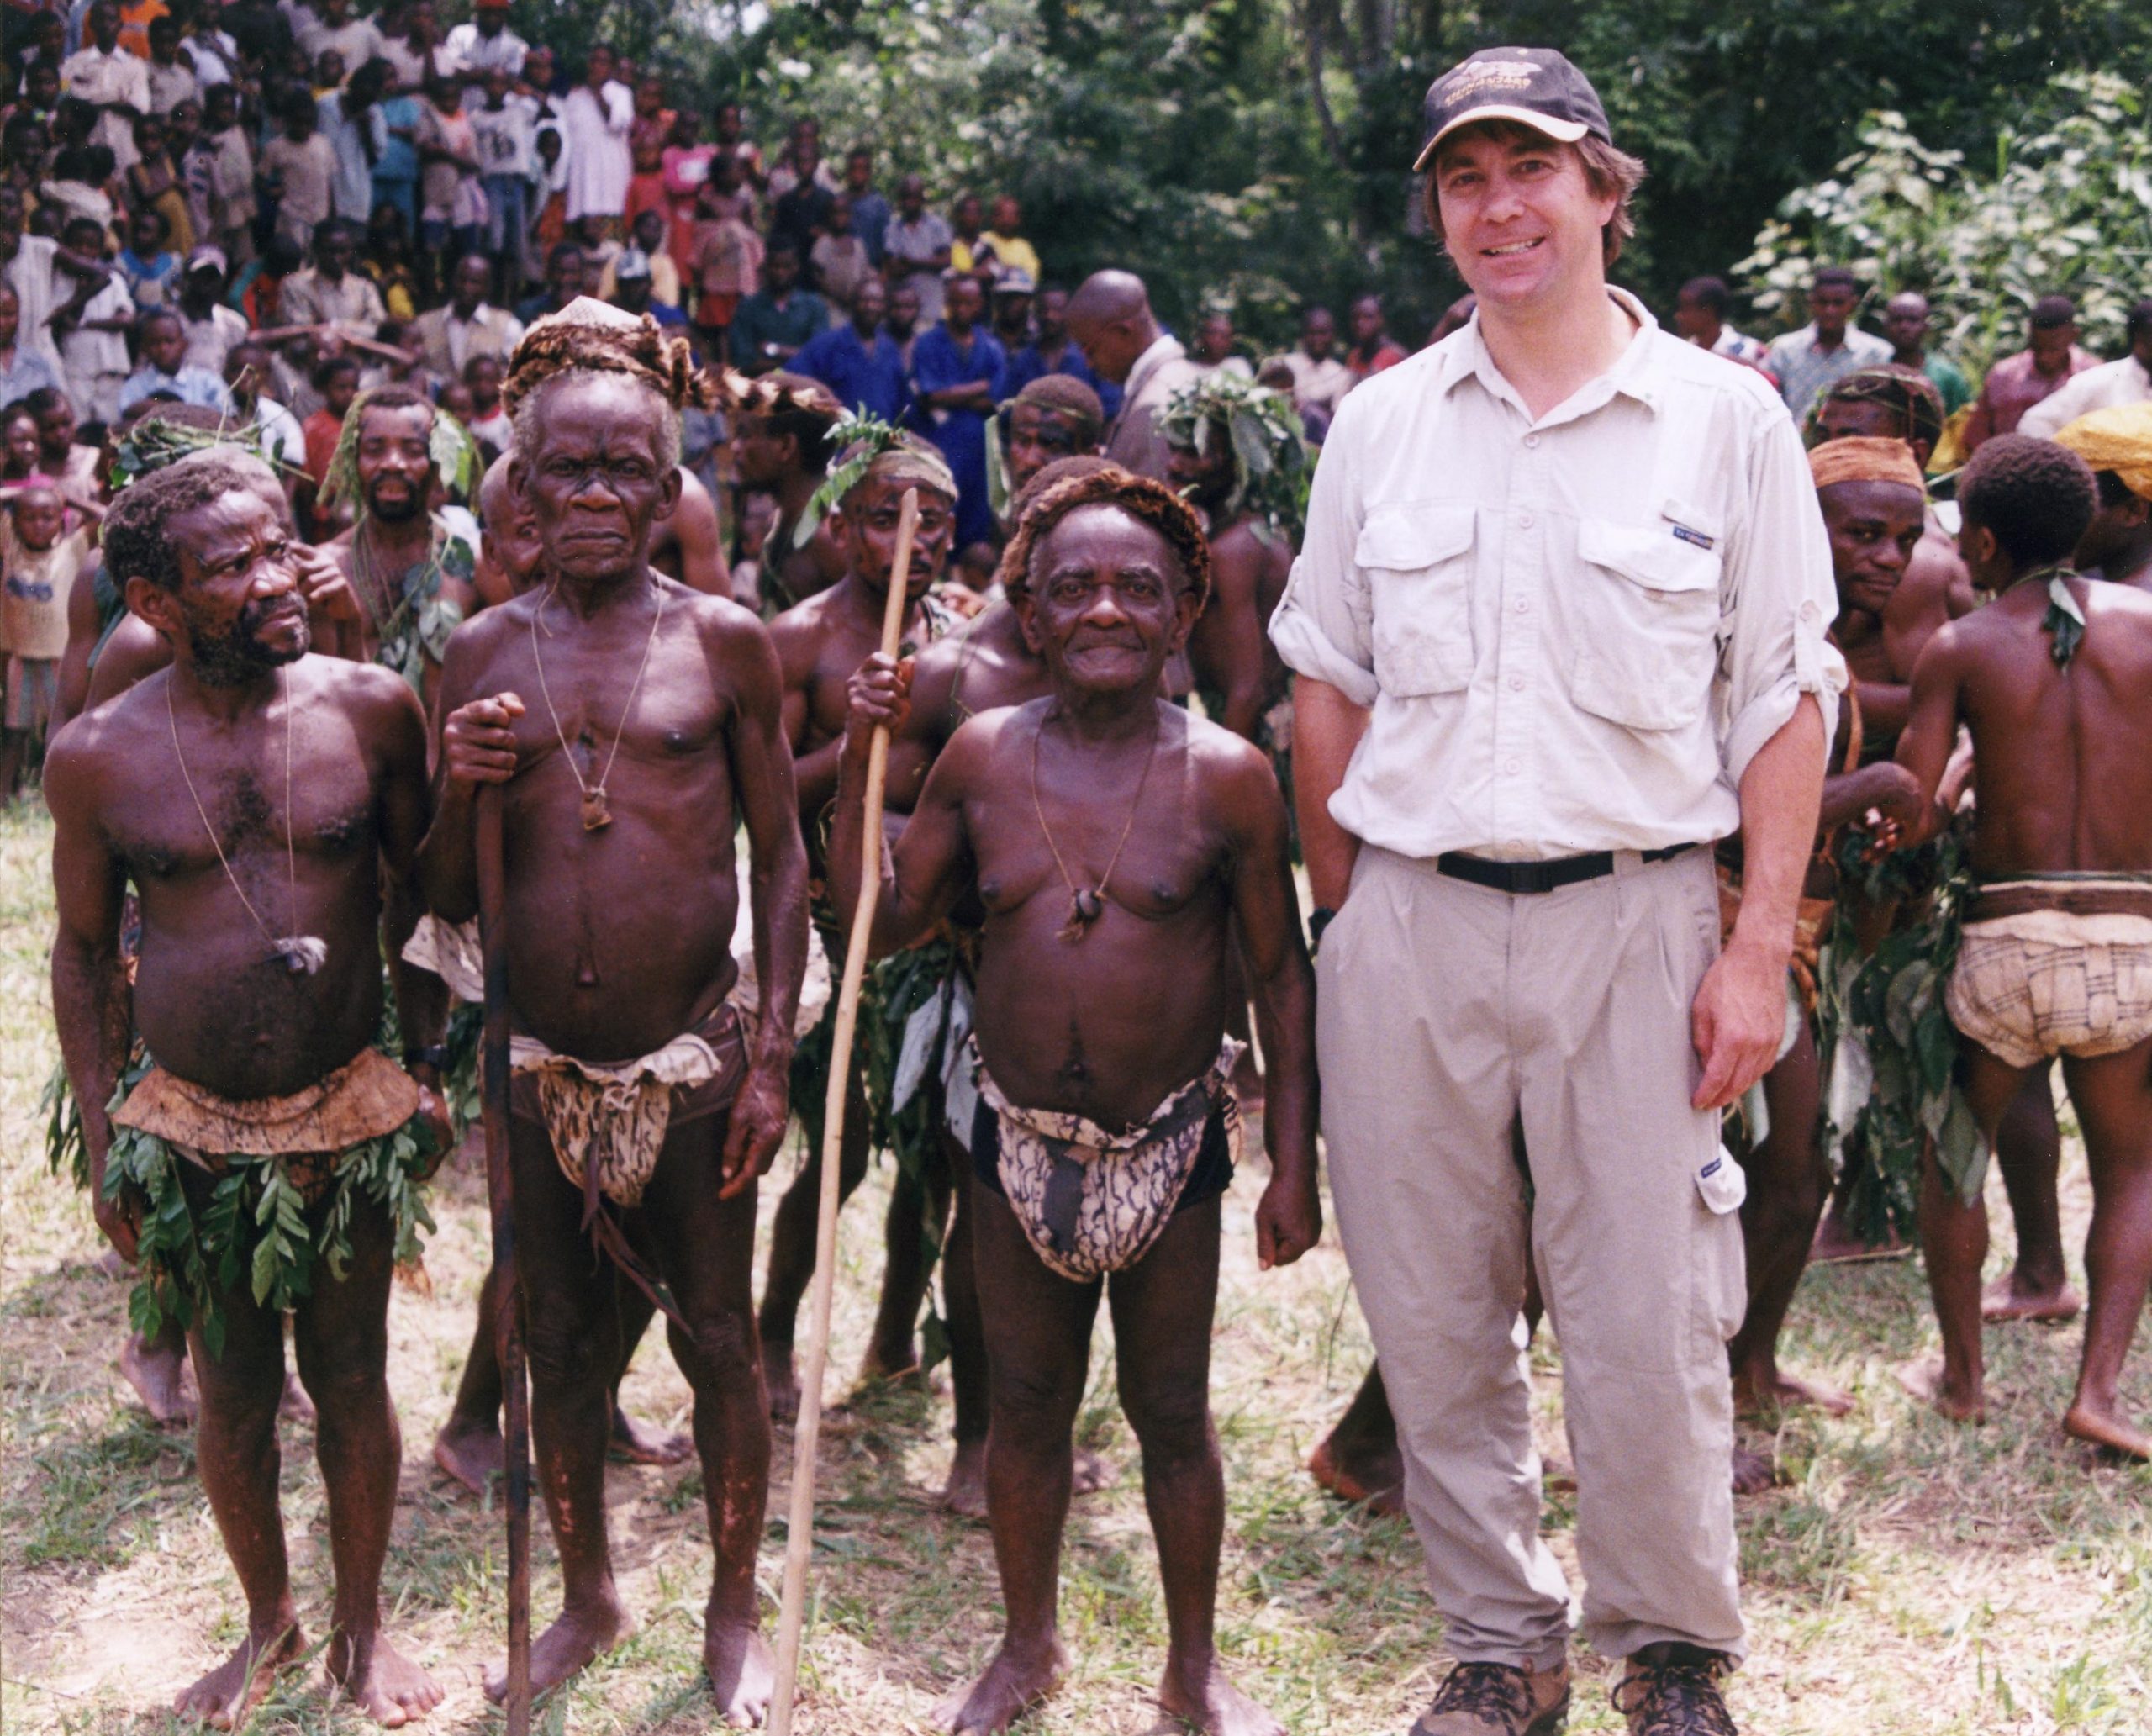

{"left": 476, "top": 787, "right": 531, "bottom": 1736}
{"left": 769, "top": 488, "right": 920, "bottom": 1735}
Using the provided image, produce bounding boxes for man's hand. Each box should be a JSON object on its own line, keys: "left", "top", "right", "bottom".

{"left": 719, "top": 1055, "right": 790, "bottom": 1197}
{"left": 441, "top": 692, "right": 525, "bottom": 788}
{"left": 412, "top": 1075, "right": 455, "bottom": 1177}
{"left": 1690, "top": 936, "right": 1785, "bottom": 1111}
{"left": 1254, "top": 1162, "right": 1321, "bottom": 1269}
{"left": 844, "top": 653, "right": 911, "bottom": 754}
{"left": 94, "top": 1185, "right": 142, "bottom": 1265}
{"left": 293, "top": 544, "right": 360, "bottom": 622}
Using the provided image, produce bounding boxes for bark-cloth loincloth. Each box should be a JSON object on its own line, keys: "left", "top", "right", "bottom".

{"left": 1945, "top": 876, "right": 2152, "bottom": 1070}
{"left": 509, "top": 1002, "right": 748, "bottom": 1326}
{"left": 969, "top": 1037, "right": 1243, "bottom": 1283}
{"left": 103, "top": 1047, "right": 435, "bottom": 1354}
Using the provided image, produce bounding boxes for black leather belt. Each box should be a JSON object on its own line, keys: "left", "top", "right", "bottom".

{"left": 1436, "top": 843, "right": 1699, "bottom": 895}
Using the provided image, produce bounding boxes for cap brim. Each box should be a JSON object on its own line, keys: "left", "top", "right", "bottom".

{"left": 1412, "top": 107, "right": 1590, "bottom": 172}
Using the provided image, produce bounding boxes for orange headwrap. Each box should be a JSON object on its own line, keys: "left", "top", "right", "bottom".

{"left": 2051, "top": 404, "right": 2152, "bottom": 503}
{"left": 1808, "top": 436, "right": 1927, "bottom": 494}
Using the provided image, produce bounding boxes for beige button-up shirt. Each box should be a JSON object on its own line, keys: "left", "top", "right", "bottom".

{"left": 1270, "top": 292, "right": 1843, "bottom": 862}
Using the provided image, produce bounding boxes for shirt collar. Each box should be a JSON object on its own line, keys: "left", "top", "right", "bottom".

{"left": 1438, "top": 287, "right": 1664, "bottom": 422}
{"left": 1126, "top": 330, "right": 1179, "bottom": 389}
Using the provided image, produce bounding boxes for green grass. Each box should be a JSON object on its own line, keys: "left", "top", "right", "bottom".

{"left": 4, "top": 793, "right": 2151, "bottom": 1733}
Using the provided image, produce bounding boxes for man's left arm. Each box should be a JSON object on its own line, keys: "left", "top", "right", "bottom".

{"left": 719, "top": 605, "right": 810, "bottom": 1198}
{"left": 372, "top": 674, "right": 453, "bottom": 1158}
{"left": 1692, "top": 410, "right": 1844, "bottom": 1111}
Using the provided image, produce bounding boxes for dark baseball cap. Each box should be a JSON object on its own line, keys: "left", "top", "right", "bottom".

{"left": 1413, "top": 48, "right": 1611, "bottom": 171}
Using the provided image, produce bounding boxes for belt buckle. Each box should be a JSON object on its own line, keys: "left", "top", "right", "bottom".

{"left": 1511, "top": 860, "right": 1558, "bottom": 895}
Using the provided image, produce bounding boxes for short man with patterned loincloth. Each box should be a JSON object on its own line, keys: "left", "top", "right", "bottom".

{"left": 322, "top": 385, "right": 481, "bottom": 707}
{"left": 759, "top": 420, "right": 961, "bottom": 1421}
{"left": 834, "top": 466, "right": 1319, "bottom": 1736}
{"left": 1887, "top": 433, "right": 2152, "bottom": 1461}
{"left": 49, "top": 454, "right": 449, "bottom": 1727}
{"left": 421, "top": 301, "right": 809, "bottom": 1714}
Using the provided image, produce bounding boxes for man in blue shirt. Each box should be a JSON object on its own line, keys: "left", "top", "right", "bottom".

{"left": 908, "top": 272, "right": 1005, "bottom": 551}
{"left": 1002, "top": 283, "right": 1121, "bottom": 419}
{"left": 116, "top": 309, "right": 232, "bottom": 415}
{"left": 841, "top": 145, "right": 889, "bottom": 270}
{"left": 729, "top": 243, "right": 828, "bottom": 376}
{"left": 794, "top": 275, "right": 907, "bottom": 424}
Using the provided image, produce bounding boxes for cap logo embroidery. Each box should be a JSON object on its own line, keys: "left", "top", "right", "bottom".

{"left": 1442, "top": 59, "right": 1541, "bottom": 100}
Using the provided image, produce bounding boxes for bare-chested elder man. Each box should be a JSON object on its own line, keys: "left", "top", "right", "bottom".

{"left": 1889, "top": 434, "right": 2152, "bottom": 1460}
{"left": 420, "top": 303, "right": 809, "bottom": 1713}
{"left": 50, "top": 456, "right": 448, "bottom": 1726}
{"left": 836, "top": 467, "right": 1320, "bottom": 1736}
{"left": 759, "top": 427, "right": 958, "bottom": 1419}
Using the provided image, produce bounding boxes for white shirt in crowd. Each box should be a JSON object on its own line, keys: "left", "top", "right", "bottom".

{"left": 469, "top": 92, "right": 539, "bottom": 182}
{"left": 60, "top": 274, "right": 134, "bottom": 426}
{"left": 561, "top": 80, "right": 632, "bottom": 221}
{"left": 59, "top": 44, "right": 150, "bottom": 173}
{"left": 2018, "top": 353, "right": 2152, "bottom": 440}
{"left": 444, "top": 20, "right": 527, "bottom": 82}
{"left": 1269, "top": 289, "right": 1845, "bottom": 863}
{"left": 7, "top": 235, "right": 73, "bottom": 373}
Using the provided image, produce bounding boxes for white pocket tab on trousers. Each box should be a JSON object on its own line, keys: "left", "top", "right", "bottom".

{"left": 1696, "top": 1145, "right": 1748, "bottom": 1215}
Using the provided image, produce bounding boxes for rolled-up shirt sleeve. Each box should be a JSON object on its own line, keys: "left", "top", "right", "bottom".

{"left": 1717, "top": 407, "right": 1848, "bottom": 786}
{"left": 1269, "top": 398, "right": 1379, "bottom": 706}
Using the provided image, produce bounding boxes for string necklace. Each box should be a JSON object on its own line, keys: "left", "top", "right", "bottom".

{"left": 166, "top": 667, "right": 326, "bottom": 975}
{"left": 1030, "top": 710, "right": 1159, "bottom": 942}
{"left": 2003, "top": 562, "right": 2086, "bottom": 671}
{"left": 528, "top": 580, "right": 667, "bottom": 831}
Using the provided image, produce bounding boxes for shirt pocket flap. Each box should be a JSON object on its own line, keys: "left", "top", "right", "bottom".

{"left": 1577, "top": 519, "right": 1720, "bottom": 596}
{"left": 1356, "top": 503, "right": 1474, "bottom": 572}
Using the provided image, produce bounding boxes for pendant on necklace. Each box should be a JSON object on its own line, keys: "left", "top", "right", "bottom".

{"left": 272, "top": 936, "right": 329, "bottom": 975}
{"left": 581, "top": 786, "right": 612, "bottom": 832}
{"left": 1057, "top": 887, "right": 1105, "bottom": 943}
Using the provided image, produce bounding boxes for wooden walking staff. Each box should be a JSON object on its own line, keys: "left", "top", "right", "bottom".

{"left": 769, "top": 486, "right": 921, "bottom": 1734}
{"left": 476, "top": 787, "right": 533, "bottom": 1736}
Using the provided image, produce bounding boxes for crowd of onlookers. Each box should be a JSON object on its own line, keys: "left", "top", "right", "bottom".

{"left": 0, "top": 0, "right": 2147, "bottom": 791}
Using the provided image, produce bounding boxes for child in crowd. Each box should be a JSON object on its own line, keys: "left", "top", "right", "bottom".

{"left": 0, "top": 481, "right": 92, "bottom": 796}
{"left": 115, "top": 207, "right": 179, "bottom": 309}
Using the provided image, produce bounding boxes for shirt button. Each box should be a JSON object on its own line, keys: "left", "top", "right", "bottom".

{"left": 1800, "top": 600, "right": 1821, "bottom": 622}
{"left": 1515, "top": 599, "right": 1530, "bottom": 615}
{"left": 1518, "top": 512, "right": 1536, "bottom": 529}
{"left": 1509, "top": 674, "right": 1525, "bottom": 692}
{"left": 1505, "top": 757, "right": 1522, "bottom": 776}
{"left": 1524, "top": 433, "right": 1540, "bottom": 449}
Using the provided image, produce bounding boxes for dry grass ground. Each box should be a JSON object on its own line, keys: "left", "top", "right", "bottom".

{"left": 3, "top": 798, "right": 2149, "bottom": 1734}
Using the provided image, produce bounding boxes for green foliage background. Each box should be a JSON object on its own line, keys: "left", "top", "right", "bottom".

{"left": 489, "top": 0, "right": 2152, "bottom": 352}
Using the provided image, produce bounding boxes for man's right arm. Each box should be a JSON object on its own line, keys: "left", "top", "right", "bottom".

{"left": 1294, "top": 679, "right": 1369, "bottom": 909}
{"left": 1891, "top": 626, "right": 1970, "bottom": 847}
{"left": 417, "top": 625, "right": 522, "bottom": 921}
{"left": 45, "top": 725, "right": 136, "bottom": 1258}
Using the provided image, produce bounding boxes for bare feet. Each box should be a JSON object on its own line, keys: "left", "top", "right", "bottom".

{"left": 328, "top": 1628, "right": 444, "bottom": 1728}
{"left": 1733, "top": 1365, "right": 1854, "bottom": 1419}
{"left": 485, "top": 1595, "right": 628, "bottom": 1702}
{"left": 1810, "top": 1210, "right": 1909, "bottom": 1265}
{"left": 1982, "top": 1270, "right": 2083, "bottom": 1323}
{"left": 942, "top": 1439, "right": 989, "bottom": 1518}
{"left": 174, "top": 1624, "right": 305, "bottom": 1728}
{"left": 762, "top": 1339, "right": 799, "bottom": 1424}
{"left": 279, "top": 1370, "right": 315, "bottom": 1425}
{"left": 1731, "top": 1440, "right": 1781, "bottom": 1496}
{"left": 857, "top": 1337, "right": 923, "bottom": 1385}
{"left": 1896, "top": 1354, "right": 1985, "bottom": 1423}
{"left": 2062, "top": 1401, "right": 2152, "bottom": 1461}
{"left": 432, "top": 1417, "right": 504, "bottom": 1496}
{"left": 1305, "top": 1438, "right": 1403, "bottom": 1517}
{"left": 1159, "top": 1652, "right": 1283, "bottom": 1736}
{"left": 119, "top": 1332, "right": 197, "bottom": 1426}
{"left": 703, "top": 1616, "right": 773, "bottom": 1728}
{"left": 609, "top": 1402, "right": 693, "bottom": 1466}
{"left": 934, "top": 1637, "right": 1069, "bottom": 1733}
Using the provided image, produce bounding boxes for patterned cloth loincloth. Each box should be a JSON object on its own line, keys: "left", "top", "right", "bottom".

{"left": 973, "top": 1037, "right": 1243, "bottom": 1283}
{"left": 103, "top": 1047, "right": 437, "bottom": 1356}
{"left": 1945, "top": 878, "right": 2152, "bottom": 1071}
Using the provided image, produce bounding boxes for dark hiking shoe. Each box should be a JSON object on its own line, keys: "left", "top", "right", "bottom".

{"left": 1611, "top": 1655, "right": 1738, "bottom": 1736}
{"left": 1411, "top": 1659, "right": 1570, "bottom": 1736}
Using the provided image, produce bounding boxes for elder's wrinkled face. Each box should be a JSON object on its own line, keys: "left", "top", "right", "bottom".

{"left": 1015, "top": 503, "right": 1198, "bottom": 697}
{"left": 837, "top": 474, "right": 952, "bottom": 594}
{"left": 514, "top": 374, "right": 681, "bottom": 583}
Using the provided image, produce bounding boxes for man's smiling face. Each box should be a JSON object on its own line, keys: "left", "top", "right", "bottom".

{"left": 1432, "top": 125, "right": 1615, "bottom": 314}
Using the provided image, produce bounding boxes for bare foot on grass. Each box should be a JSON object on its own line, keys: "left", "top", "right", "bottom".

{"left": 485, "top": 1595, "right": 628, "bottom": 1702}
{"left": 174, "top": 1623, "right": 305, "bottom": 1728}
{"left": 328, "top": 1629, "right": 443, "bottom": 1727}
{"left": 1810, "top": 1211, "right": 1909, "bottom": 1265}
{"left": 279, "top": 1370, "right": 315, "bottom": 1425}
{"left": 857, "top": 1337, "right": 923, "bottom": 1386}
{"left": 704, "top": 1617, "right": 773, "bottom": 1728}
{"left": 1896, "top": 1354, "right": 1985, "bottom": 1423}
{"left": 1731, "top": 1440, "right": 1781, "bottom": 1496}
{"left": 1160, "top": 1653, "right": 1284, "bottom": 1736}
{"left": 941, "top": 1439, "right": 988, "bottom": 1517}
{"left": 1733, "top": 1365, "right": 1854, "bottom": 1419}
{"left": 432, "top": 1417, "right": 504, "bottom": 1495}
{"left": 2062, "top": 1401, "right": 2152, "bottom": 1461}
{"left": 1072, "top": 1447, "right": 1110, "bottom": 1498}
{"left": 934, "top": 1637, "right": 1068, "bottom": 1733}
{"left": 120, "top": 1332, "right": 196, "bottom": 1426}
{"left": 609, "top": 1402, "right": 693, "bottom": 1466}
{"left": 1305, "top": 1437, "right": 1403, "bottom": 1517}
{"left": 1982, "top": 1271, "right": 2083, "bottom": 1323}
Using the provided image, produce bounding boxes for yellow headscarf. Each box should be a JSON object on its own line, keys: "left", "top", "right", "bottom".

{"left": 2052, "top": 403, "right": 2152, "bottom": 503}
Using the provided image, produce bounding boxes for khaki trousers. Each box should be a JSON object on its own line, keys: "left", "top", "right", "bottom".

{"left": 1318, "top": 844, "right": 1747, "bottom": 1667}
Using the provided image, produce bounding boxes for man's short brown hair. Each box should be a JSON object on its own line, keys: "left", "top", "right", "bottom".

{"left": 1422, "top": 119, "right": 1646, "bottom": 267}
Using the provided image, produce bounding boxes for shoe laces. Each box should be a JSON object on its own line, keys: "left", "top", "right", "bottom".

{"left": 1611, "top": 1659, "right": 1737, "bottom": 1736}
{"left": 1429, "top": 1662, "right": 1534, "bottom": 1728}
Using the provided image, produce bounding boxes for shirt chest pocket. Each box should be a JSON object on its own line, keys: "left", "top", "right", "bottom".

{"left": 1357, "top": 504, "right": 1475, "bottom": 698}
{"left": 1569, "top": 518, "right": 1722, "bottom": 731}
